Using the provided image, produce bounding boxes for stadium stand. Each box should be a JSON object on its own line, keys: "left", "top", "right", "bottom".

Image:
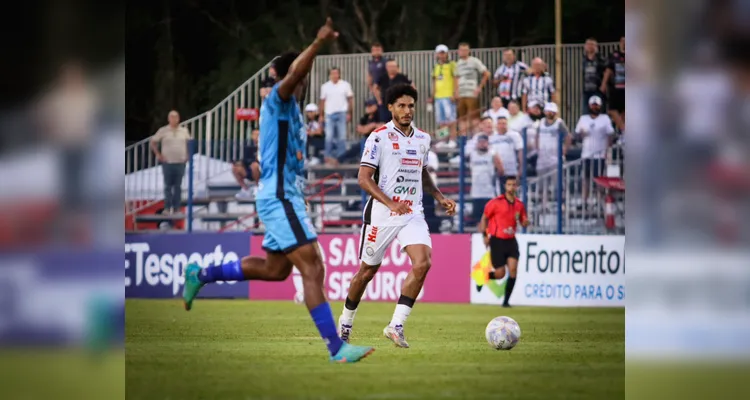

{"left": 125, "top": 42, "right": 624, "bottom": 235}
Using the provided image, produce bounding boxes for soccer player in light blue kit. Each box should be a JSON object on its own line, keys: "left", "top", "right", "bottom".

{"left": 182, "top": 18, "right": 375, "bottom": 363}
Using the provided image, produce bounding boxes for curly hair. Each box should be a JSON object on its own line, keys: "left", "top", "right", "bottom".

{"left": 385, "top": 83, "right": 418, "bottom": 105}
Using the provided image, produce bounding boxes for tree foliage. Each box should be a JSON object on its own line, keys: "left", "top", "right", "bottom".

{"left": 126, "top": 0, "right": 623, "bottom": 141}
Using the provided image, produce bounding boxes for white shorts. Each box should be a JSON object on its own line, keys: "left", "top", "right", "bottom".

{"left": 358, "top": 217, "right": 432, "bottom": 265}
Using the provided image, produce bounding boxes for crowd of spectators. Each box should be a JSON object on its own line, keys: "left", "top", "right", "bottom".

{"left": 178, "top": 36, "right": 626, "bottom": 214}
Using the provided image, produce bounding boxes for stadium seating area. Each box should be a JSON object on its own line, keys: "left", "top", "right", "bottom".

{"left": 126, "top": 42, "right": 625, "bottom": 236}
{"left": 129, "top": 141, "right": 624, "bottom": 235}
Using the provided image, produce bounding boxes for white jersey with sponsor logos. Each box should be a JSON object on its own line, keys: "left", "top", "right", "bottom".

{"left": 360, "top": 121, "right": 432, "bottom": 226}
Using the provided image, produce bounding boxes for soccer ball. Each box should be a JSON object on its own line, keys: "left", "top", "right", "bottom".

{"left": 485, "top": 316, "right": 521, "bottom": 350}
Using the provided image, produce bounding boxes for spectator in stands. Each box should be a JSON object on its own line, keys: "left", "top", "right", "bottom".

{"left": 575, "top": 95, "right": 615, "bottom": 204}
{"left": 319, "top": 67, "right": 354, "bottom": 166}
{"left": 524, "top": 101, "right": 544, "bottom": 177}
{"left": 535, "top": 102, "right": 571, "bottom": 211}
{"left": 468, "top": 134, "right": 496, "bottom": 226}
{"left": 535, "top": 102, "right": 571, "bottom": 176}
{"left": 233, "top": 128, "right": 261, "bottom": 200}
{"left": 259, "top": 66, "right": 277, "bottom": 99}
{"left": 582, "top": 38, "right": 606, "bottom": 114}
{"left": 492, "top": 49, "right": 528, "bottom": 108}
{"left": 456, "top": 117, "right": 492, "bottom": 164}
{"left": 527, "top": 100, "right": 543, "bottom": 121}
{"left": 358, "top": 98, "right": 382, "bottom": 136}
{"left": 507, "top": 100, "right": 532, "bottom": 134}
{"left": 149, "top": 110, "right": 192, "bottom": 214}
{"left": 601, "top": 36, "right": 625, "bottom": 132}
{"left": 454, "top": 42, "right": 490, "bottom": 141}
{"left": 305, "top": 103, "right": 324, "bottom": 166}
{"left": 367, "top": 42, "right": 387, "bottom": 98}
{"left": 521, "top": 57, "right": 556, "bottom": 112}
{"left": 490, "top": 117, "right": 524, "bottom": 193}
{"left": 482, "top": 96, "right": 510, "bottom": 132}
{"left": 373, "top": 59, "right": 413, "bottom": 122}
{"left": 335, "top": 99, "right": 382, "bottom": 164}
{"left": 429, "top": 44, "right": 457, "bottom": 143}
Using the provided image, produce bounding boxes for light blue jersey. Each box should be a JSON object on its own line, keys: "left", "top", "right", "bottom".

{"left": 257, "top": 84, "right": 308, "bottom": 201}
{"left": 256, "top": 83, "right": 316, "bottom": 253}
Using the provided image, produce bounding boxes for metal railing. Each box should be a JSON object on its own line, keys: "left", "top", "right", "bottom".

{"left": 307, "top": 43, "right": 619, "bottom": 137}
{"left": 520, "top": 127, "right": 624, "bottom": 235}
{"left": 125, "top": 61, "right": 274, "bottom": 215}
{"left": 126, "top": 42, "right": 623, "bottom": 235}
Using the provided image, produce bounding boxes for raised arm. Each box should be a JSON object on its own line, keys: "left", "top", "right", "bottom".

{"left": 278, "top": 18, "right": 338, "bottom": 101}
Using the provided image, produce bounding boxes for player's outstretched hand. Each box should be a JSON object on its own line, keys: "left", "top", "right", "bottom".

{"left": 317, "top": 17, "right": 339, "bottom": 43}
{"left": 389, "top": 202, "right": 411, "bottom": 215}
{"left": 440, "top": 198, "right": 457, "bottom": 216}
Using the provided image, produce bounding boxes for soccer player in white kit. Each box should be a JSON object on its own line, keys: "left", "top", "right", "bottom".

{"left": 338, "top": 84, "right": 457, "bottom": 348}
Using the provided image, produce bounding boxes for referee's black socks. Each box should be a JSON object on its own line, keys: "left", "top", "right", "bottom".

{"left": 504, "top": 277, "right": 517, "bottom": 305}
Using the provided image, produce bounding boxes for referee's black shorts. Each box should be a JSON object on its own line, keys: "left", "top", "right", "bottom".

{"left": 489, "top": 236, "right": 520, "bottom": 269}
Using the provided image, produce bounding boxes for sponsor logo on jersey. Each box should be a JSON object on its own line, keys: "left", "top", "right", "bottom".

{"left": 370, "top": 144, "right": 378, "bottom": 160}
{"left": 389, "top": 196, "right": 415, "bottom": 216}
{"left": 401, "top": 158, "right": 420, "bottom": 166}
{"left": 415, "top": 133, "right": 425, "bottom": 139}
{"left": 420, "top": 144, "right": 426, "bottom": 154}
{"left": 388, "top": 132, "right": 398, "bottom": 142}
{"left": 394, "top": 186, "right": 417, "bottom": 195}
{"left": 393, "top": 143, "right": 400, "bottom": 150}
{"left": 406, "top": 149, "right": 417, "bottom": 155}
{"left": 367, "top": 226, "right": 379, "bottom": 243}
{"left": 398, "top": 168, "right": 419, "bottom": 174}
{"left": 396, "top": 176, "right": 420, "bottom": 183}
{"left": 374, "top": 136, "right": 381, "bottom": 142}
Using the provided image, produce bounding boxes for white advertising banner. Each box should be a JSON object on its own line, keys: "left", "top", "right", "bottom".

{"left": 470, "top": 234, "right": 625, "bottom": 307}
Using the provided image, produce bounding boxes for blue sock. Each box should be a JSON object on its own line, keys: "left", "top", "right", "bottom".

{"left": 198, "top": 260, "right": 245, "bottom": 283}
{"left": 309, "top": 302, "right": 344, "bottom": 356}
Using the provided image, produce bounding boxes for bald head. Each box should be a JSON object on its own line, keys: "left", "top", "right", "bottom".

{"left": 531, "top": 58, "right": 545, "bottom": 74}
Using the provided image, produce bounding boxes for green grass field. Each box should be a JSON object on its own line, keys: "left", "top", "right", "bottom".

{"left": 126, "top": 300, "right": 623, "bottom": 399}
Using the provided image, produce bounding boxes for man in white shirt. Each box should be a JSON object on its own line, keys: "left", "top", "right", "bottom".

{"left": 535, "top": 102, "right": 571, "bottom": 176}
{"left": 489, "top": 117, "right": 524, "bottom": 193}
{"left": 482, "top": 96, "right": 510, "bottom": 131}
{"left": 319, "top": 67, "right": 354, "bottom": 165}
{"left": 469, "top": 134, "right": 497, "bottom": 225}
{"left": 575, "top": 95, "right": 615, "bottom": 203}
{"left": 535, "top": 102, "right": 571, "bottom": 209}
{"left": 506, "top": 100, "right": 532, "bottom": 135}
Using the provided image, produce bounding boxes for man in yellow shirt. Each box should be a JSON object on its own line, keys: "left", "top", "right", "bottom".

{"left": 428, "top": 44, "right": 458, "bottom": 146}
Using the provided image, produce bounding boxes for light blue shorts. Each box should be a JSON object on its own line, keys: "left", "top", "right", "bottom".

{"left": 256, "top": 196, "right": 317, "bottom": 253}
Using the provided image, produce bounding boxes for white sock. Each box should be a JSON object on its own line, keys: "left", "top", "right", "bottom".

{"left": 390, "top": 304, "right": 412, "bottom": 327}
{"left": 341, "top": 306, "right": 357, "bottom": 326}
